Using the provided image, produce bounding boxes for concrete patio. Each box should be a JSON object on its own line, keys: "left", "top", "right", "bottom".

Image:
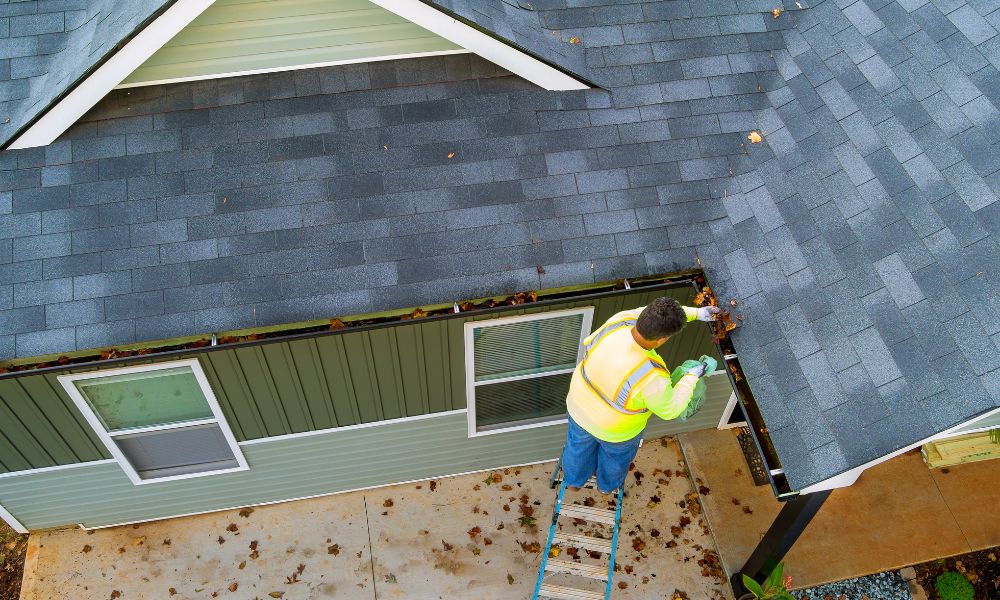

{"left": 18, "top": 437, "right": 732, "bottom": 600}
{"left": 679, "top": 427, "right": 1000, "bottom": 590}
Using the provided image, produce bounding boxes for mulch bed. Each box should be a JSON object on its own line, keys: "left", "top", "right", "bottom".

{"left": 0, "top": 521, "right": 27, "bottom": 600}
{"left": 913, "top": 547, "right": 1000, "bottom": 599}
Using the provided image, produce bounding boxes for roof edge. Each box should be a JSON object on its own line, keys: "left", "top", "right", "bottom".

{"left": 4, "top": 0, "right": 212, "bottom": 151}
{"left": 374, "top": 0, "right": 594, "bottom": 90}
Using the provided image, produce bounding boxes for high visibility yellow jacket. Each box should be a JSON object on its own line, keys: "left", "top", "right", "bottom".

{"left": 566, "top": 306, "right": 700, "bottom": 442}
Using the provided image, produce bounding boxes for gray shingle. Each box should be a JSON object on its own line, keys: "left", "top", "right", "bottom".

{"left": 0, "top": 0, "right": 993, "bottom": 495}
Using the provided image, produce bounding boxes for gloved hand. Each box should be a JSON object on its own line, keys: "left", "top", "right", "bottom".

{"left": 696, "top": 306, "right": 722, "bottom": 321}
{"left": 682, "top": 355, "right": 718, "bottom": 378}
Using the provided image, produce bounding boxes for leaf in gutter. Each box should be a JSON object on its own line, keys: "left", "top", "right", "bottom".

{"left": 771, "top": 8, "right": 782, "bottom": 18}
{"left": 747, "top": 130, "right": 763, "bottom": 144}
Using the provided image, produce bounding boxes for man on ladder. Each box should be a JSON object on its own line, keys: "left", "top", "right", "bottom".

{"left": 533, "top": 297, "right": 719, "bottom": 600}
{"left": 563, "top": 296, "right": 720, "bottom": 495}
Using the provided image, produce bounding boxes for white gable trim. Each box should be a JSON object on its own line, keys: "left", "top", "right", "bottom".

{"left": 798, "top": 405, "right": 1000, "bottom": 494}
{"left": 368, "top": 0, "right": 588, "bottom": 91}
{"left": 8, "top": 0, "right": 587, "bottom": 150}
{"left": 8, "top": 0, "right": 216, "bottom": 150}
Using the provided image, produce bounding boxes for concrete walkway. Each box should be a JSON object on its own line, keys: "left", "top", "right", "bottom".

{"left": 679, "top": 428, "right": 1000, "bottom": 589}
{"left": 19, "top": 437, "right": 732, "bottom": 600}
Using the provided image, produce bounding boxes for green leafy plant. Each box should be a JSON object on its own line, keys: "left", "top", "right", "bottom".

{"left": 934, "top": 571, "right": 974, "bottom": 600}
{"left": 741, "top": 562, "right": 795, "bottom": 600}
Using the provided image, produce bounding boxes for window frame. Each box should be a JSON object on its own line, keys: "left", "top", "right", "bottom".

{"left": 464, "top": 307, "right": 594, "bottom": 438}
{"left": 57, "top": 358, "right": 249, "bottom": 485}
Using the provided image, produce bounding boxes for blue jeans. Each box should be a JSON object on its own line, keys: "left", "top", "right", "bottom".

{"left": 561, "top": 415, "right": 643, "bottom": 493}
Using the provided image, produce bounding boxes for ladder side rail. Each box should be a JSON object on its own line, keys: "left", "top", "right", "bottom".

{"left": 604, "top": 487, "right": 624, "bottom": 600}
{"left": 533, "top": 480, "right": 567, "bottom": 600}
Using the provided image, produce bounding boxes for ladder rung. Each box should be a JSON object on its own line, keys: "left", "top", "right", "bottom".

{"left": 552, "top": 532, "right": 613, "bottom": 554}
{"left": 545, "top": 559, "right": 609, "bottom": 581}
{"left": 537, "top": 583, "right": 605, "bottom": 600}
{"left": 559, "top": 503, "right": 616, "bottom": 524}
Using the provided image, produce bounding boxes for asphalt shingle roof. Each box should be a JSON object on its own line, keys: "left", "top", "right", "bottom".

{"left": 0, "top": 0, "right": 172, "bottom": 149}
{"left": 1, "top": 0, "right": 999, "bottom": 490}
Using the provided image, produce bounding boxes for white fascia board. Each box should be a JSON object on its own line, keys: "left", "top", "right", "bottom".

{"left": 798, "top": 405, "right": 1000, "bottom": 495}
{"left": 368, "top": 0, "right": 589, "bottom": 91}
{"left": 7, "top": 0, "right": 216, "bottom": 150}
{"left": 0, "top": 501, "right": 28, "bottom": 534}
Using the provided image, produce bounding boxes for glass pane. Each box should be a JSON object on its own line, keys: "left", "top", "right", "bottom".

{"left": 474, "top": 372, "right": 571, "bottom": 431}
{"left": 75, "top": 366, "right": 213, "bottom": 431}
{"left": 473, "top": 313, "right": 584, "bottom": 382}
{"left": 114, "top": 423, "right": 239, "bottom": 481}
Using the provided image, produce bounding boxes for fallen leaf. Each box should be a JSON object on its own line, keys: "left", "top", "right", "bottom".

{"left": 162, "top": 539, "right": 171, "bottom": 546}
{"left": 168, "top": 589, "right": 176, "bottom": 596}
{"left": 268, "top": 593, "right": 284, "bottom": 599}
{"left": 569, "top": 37, "right": 582, "bottom": 44}
{"left": 228, "top": 583, "right": 238, "bottom": 592}
{"left": 226, "top": 524, "right": 239, "bottom": 533}
{"left": 698, "top": 485, "right": 710, "bottom": 495}
{"left": 217, "top": 536, "right": 226, "bottom": 545}
{"left": 484, "top": 537, "right": 493, "bottom": 546}
{"left": 471, "top": 547, "right": 481, "bottom": 556}
{"left": 549, "top": 546, "right": 561, "bottom": 558}
{"left": 238, "top": 507, "right": 254, "bottom": 518}
{"left": 297, "top": 564, "right": 306, "bottom": 575}
{"left": 442, "top": 540, "right": 454, "bottom": 551}
{"left": 517, "top": 515, "right": 536, "bottom": 527}
{"left": 82, "top": 545, "right": 92, "bottom": 553}
{"left": 328, "top": 544, "right": 340, "bottom": 555}
{"left": 650, "top": 528, "right": 661, "bottom": 538}
{"left": 383, "top": 499, "right": 393, "bottom": 508}
{"left": 238, "top": 561, "right": 246, "bottom": 570}
{"left": 632, "top": 538, "right": 646, "bottom": 552}
{"left": 519, "top": 541, "right": 541, "bottom": 553}
{"left": 447, "top": 152, "right": 456, "bottom": 159}
{"left": 133, "top": 536, "right": 146, "bottom": 545}
{"left": 747, "top": 130, "right": 763, "bottom": 144}
{"left": 507, "top": 573, "right": 515, "bottom": 585}
{"left": 430, "top": 481, "right": 437, "bottom": 492}
{"left": 618, "top": 582, "right": 628, "bottom": 590}
{"left": 772, "top": 8, "right": 782, "bottom": 18}
{"left": 385, "top": 573, "right": 398, "bottom": 584}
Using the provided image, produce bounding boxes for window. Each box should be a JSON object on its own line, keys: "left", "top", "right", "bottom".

{"left": 58, "top": 359, "right": 247, "bottom": 484}
{"left": 465, "top": 307, "right": 594, "bottom": 436}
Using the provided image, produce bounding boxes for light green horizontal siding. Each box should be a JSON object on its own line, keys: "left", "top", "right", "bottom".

{"left": 120, "top": 0, "right": 461, "bottom": 87}
{"left": 954, "top": 410, "right": 1000, "bottom": 434}
{"left": 0, "top": 284, "right": 715, "bottom": 473}
{"left": 0, "top": 376, "right": 730, "bottom": 530}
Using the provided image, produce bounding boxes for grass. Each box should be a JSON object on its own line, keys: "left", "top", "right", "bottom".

{"left": 0, "top": 520, "right": 26, "bottom": 600}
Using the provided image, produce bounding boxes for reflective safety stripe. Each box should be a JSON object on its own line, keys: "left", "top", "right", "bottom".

{"left": 578, "top": 317, "right": 652, "bottom": 415}
{"left": 613, "top": 359, "right": 668, "bottom": 409}
{"left": 583, "top": 318, "right": 635, "bottom": 354}
{"left": 580, "top": 361, "right": 648, "bottom": 415}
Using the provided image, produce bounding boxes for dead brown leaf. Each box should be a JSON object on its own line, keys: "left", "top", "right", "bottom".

{"left": 328, "top": 544, "right": 340, "bottom": 556}
{"left": 226, "top": 524, "right": 239, "bottom": 533}
{"left": 383, "top": 499, "right": 393, "bottom": 508}
{"left": 238, "top": 507, "right": 254, "bottom": 518}
{"left": 467, "top": 527, "right": 481, "bottom": 540}
{"left": 228, "top": 583, "right": 238, "bottom": 593}
{"left": 268, "top": 593, "right": 284, "bottom": 599}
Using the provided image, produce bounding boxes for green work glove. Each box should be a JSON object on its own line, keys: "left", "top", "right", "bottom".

{"left": 698, "top": 355, "right": 718, "bottom": 374}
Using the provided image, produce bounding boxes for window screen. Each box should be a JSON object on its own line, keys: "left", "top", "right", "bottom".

{"left": 59, "top": 360, "right": 247, "bottom": 485}
{"left": 465, "top": 308, "right": 593, "bottom": 435}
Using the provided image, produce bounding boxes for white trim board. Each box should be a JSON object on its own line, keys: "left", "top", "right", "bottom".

{"left": 799, "top": 405, "right": 1000, "bottom": 494}
{"left": 368, "top": 0, "right": 588, "bottom": 91}
{"left": 0, "top": 500, "right": 27, "bottom": 535}
{"left": 116, "top": 49, "right": 471, "bottom": 89}
{"left": 8, "top": 0, "right": 216, "bottom": 150}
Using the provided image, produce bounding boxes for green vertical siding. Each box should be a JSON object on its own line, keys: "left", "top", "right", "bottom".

{"left": 119, "top": 0, "right": 462, "bottom": 88}
{"left": 0, "top": 375, "right": 730, "bottom": 531}
{"left": 0, "top": 285, "right": 715, "bottom": 474}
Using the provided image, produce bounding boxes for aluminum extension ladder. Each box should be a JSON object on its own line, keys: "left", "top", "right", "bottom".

{"left": 531, "top": 457, "right": 624, "bottom": 600}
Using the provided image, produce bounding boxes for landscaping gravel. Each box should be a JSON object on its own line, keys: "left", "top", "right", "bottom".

{"left": 794, "top": 570, "right": 911, "bottom": 600}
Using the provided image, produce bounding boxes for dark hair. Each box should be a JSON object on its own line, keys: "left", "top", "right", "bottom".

{"left": 636, "top": 297, "right": 687, "bottom": 340}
